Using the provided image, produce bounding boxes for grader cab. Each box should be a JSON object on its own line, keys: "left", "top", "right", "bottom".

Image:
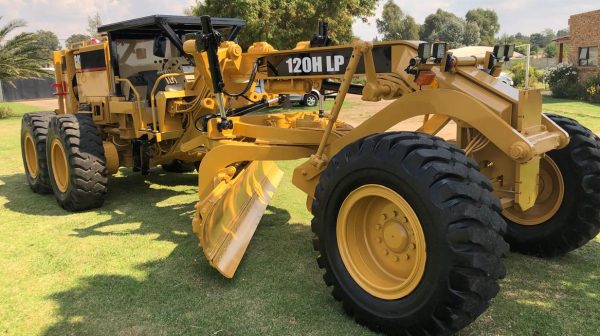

{"left": 20, "top": 15, "right": 600, "bottom": 335}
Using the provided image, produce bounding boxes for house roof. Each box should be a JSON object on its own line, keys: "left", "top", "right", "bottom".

{"left": 553, "top": 35, "right": 570, "bottom": 43}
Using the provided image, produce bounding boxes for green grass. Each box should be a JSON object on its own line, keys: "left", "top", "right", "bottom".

{"left": 0, "top": 101, "right": 599, "bottom": 335}
{"left": 0, "top": 102, "right": 46, "bottom": 118}
{"left": 543, "top": 96, "right": 600, "bottom": 132}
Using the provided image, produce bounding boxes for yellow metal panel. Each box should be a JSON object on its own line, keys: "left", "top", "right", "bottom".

{"left": 515, "top": 158, "right": 541, "bottom": 211}
{"left": 517, "top": 90, "right": 542, "bottom": 131}
{"left": 193, "top": 161, "right": 283, "bottom": 278}
{"left": 417, "top": 114, "right": 451, "bottom": 135}
{"left": 109, "top": 101, "right": 136, "bottom": 114}
{"left": 193, "top": 143, "right": 314, "bottom": 278}
{"left": 327, "top": 89, "right": 530, "bottom": 161}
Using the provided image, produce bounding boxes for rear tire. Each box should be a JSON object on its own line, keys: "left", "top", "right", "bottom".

{"left": 21, "top": 112, "right": 55, "bottom": 194}
{"left": 503, "top": 114, "right": 600, "bottom": 257}
{"left": 311, "top": 132, "right": 508, "bottom": 335}
{"left": 46, "top": 114, "right": 107, "bottom": 211}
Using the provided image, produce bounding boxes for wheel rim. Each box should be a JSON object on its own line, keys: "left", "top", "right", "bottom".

{"left": 337, "top": 184, "right": 427, "bottom": 300}
{"left": 503, "top": 156, "right": 565, "bottom": 225}
{"left": 50, "top": 139, "right": 69, "bottom": 193}
{"left": 306, "top": 95, "right": 317, "bottom": 106}
{"left": 24, "top": 133, "right": 38, "bottom": 178}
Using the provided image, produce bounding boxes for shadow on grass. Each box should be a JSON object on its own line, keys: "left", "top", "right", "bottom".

{"left": 2, "top": 168, "right": 599, "bottom": 335}
{"left": 461, "top": 239, "right": 600, "bottom": 335}
{"left": 1, "top": 168, "right": 363, "bottom": 335}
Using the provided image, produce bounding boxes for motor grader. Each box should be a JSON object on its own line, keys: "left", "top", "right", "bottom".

{"left": 20, "top": 15, "right": 600, "bottom": 335}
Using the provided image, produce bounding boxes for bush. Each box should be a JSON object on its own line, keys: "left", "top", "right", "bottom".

{"left": 544, "top": 63, "right": 582, "bottom": 99}
{"left": 583, "top": 75, "right": 600, "bottom": 104}
{"left": 511, "top": 62, "right": 541, "bottom": 88}
{"left": 0, "top": 106, "right": 14, "bottom": 119}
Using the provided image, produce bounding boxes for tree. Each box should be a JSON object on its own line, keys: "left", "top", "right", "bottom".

{"left": 530, "top": 28, "right": 555, "bottom": 50}
{"left": 419, "top": 9, "right": 458, "bottom": 41}
{"left": 376, "top": 0, "right": 419, "bottom": 41}
{"left": 419, "top": 9, "right": 480, "bottom": 49}
{"left": 87, "top": 12, "right": 102, "bottom": 38}
{"left": 465, "top": 8, "right": 499, "bottom": 46}
{"left": 498, "top": 32, "right": 533, "bottom": 54}
{"left": 32, "top": 30, "right": 60, "bottom": 61}
{"left": 544, "top": 42, "right": 557, "bottom": 58}
{"left": 463, "top": 21, "right": 481, "bottom": 46}
{"left": 556, "top": 28, "right": 568, "bottom": 37}
{"left": 65, "top": 34, "right": 89, "bottom": 47}
{"left": 186, "top": 0, "right": 379, "bottom": 49}
{"left": 0, "top": 17, "right": 52, "bottom": 82}
{"left": 434, "top": 19, "right": 465, "bottom": 49}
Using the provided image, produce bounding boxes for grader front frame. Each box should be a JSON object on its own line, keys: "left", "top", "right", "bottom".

{"left": 20, "top": 15, "right": 600, "bottom": 335}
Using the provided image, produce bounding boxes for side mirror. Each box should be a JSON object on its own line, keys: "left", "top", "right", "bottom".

{"left": 153, "top": 36, "right": 167, "bottom": 58}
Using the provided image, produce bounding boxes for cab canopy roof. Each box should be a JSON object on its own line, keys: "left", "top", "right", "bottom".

{"left": 98, "top": 15, "right": 246, "bottom": 41}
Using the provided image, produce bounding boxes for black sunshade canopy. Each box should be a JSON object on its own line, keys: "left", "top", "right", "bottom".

{"left": 98, "top": 15, "right": 246, "bottom": 41}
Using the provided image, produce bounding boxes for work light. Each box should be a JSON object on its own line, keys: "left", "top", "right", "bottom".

{"left": 432, "top": 43, "right": 447, "bottom": 63}
{"left": 418, "top": 43, "right": 432, "bottom": 61}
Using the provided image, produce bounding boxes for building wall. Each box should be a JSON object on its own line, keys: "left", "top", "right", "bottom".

{"left": 568, "top": 9, "right": 600, "bottom": 81}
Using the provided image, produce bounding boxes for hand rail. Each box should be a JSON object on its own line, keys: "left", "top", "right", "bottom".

{"left": 114, "top": 77, "right": 145, "bottom": 130}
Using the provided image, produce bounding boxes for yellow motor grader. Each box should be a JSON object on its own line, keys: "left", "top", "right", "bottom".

{"left": 20, "top": 15, "right": 600, "bottom": 335}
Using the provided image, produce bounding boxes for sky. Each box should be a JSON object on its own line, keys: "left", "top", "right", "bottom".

{"left": 0, "top": 0, "right": 598, "bottom": 44}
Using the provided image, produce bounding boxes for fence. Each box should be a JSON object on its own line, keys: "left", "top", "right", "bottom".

{"left": 0, "top": 77, "right": 55, "bottom": 102}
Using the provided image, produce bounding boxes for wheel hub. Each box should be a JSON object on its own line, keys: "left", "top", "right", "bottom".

{"left": 337, "top": 184, "right": 426, "bottom": 300}
{"left": 24, "top": 133, "right": 38, "bottom": 178}
{"left": 50, "top": 138, "right": 69, "bottom": 193}
{"left": 382, "top": 219, "right": 409, "bottom": 253}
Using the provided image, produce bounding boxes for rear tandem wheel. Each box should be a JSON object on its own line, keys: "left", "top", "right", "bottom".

{"left": 502, "top": 114, "right": 600, "bottom": 257}
{"left": 46, "top": 114, "right": 108, "bottom": 212}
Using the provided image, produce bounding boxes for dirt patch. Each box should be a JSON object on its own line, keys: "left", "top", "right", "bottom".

{"left": 339, "top": 94, "right": 456, "bottom": 140}
{"left": 21, "top": 99, "right": 58, "bottom": 110}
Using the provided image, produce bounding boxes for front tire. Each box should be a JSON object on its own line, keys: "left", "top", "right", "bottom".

{"left": 502, "top": 114, "right": 600, "bottom": 257}
{"left": 311, "top": 132, "right": 508, "bottom": 335}
{"left": 46, "top": 114, "right": 107, "bottom": 211}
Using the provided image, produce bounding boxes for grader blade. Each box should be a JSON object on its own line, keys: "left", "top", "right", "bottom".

{"left": 193, "top": 161, "right": 283, "bottom": 278}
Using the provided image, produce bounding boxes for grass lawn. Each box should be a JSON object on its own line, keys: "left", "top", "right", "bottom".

{"left": 543, "top": 96, "right": 600, "bottom": 133}
{"left": 0, "top": 102, "right": 48, "bottom": 117}
{"left": 0, "top": 100, "right": 599, "bottom": 335}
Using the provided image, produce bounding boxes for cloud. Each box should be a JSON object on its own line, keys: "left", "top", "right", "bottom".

{"left": 1, "top": 0, "right": 197, "bottom": 42}
{"left": 1, "top": 0, "right": 598, "bottom": 45}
